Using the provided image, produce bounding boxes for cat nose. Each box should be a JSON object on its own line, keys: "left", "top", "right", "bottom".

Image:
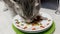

{"left": 25, "top": 19, "right": 32, "bottom": 23}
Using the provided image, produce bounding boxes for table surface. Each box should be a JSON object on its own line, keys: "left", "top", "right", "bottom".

{"left": 0, "top": 1, "right": 60, "bottom": 34}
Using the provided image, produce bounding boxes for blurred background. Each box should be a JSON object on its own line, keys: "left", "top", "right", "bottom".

{"left": 41, "top": 0, "right": 59, "bottom": 10}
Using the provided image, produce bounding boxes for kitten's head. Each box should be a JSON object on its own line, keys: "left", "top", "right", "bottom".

{"left": 11, "top": 0, "right": 41, "bottom": 22}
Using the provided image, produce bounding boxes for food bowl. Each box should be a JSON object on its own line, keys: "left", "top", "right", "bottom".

{"left": 12, "top": 12, "right": 53, "bottom": 33}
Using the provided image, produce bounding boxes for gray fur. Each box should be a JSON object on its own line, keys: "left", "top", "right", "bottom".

{"left": 3, "top": 0, "right": 41, "bottom": 20}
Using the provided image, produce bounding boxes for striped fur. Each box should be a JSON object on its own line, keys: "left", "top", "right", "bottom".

{"left": 3, "top": 0, "right": 41, "bottom": 20}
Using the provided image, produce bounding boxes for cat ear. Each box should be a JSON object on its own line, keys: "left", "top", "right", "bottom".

{"left": 35, "top": 0, "right": 39, "bottom": 6}
{"left": 35, "top": 0, "right": 41, "bottom": 6}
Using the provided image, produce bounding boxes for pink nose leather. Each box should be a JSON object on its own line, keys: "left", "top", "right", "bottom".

{"left": 25, "top": 19, "right": 32, "bottom": 23}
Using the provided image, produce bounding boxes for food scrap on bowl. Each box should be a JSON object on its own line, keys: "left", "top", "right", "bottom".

{"left": 15, "top": 19, "right": 20, "bottom": 24}
{"left": 16, "top": 22, "right": 20, "bottom": 24}
{"left": 40, "top": 26, "right": 45, "bottom": 28}
{"left": 17, "top": 25, "right": 20, "bottom": 27}
{"left": 48, "top": 19, "right": 51, "bottom": 21}
{"left": 32, "top": 28, "right": 36, "bottom": 30}
{"left": 47, "top": 23, "right": 49, "bottom": 25}
{"left": 21, "top": 24, "right": 24, "bottom": 26}
{"left": 23, "top": 26, "right": 27, "bottom": 29}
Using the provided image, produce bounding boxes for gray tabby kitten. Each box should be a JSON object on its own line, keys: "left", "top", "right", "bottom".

{"left": 3, "top": 0, "right": 41, "bottom": 22}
